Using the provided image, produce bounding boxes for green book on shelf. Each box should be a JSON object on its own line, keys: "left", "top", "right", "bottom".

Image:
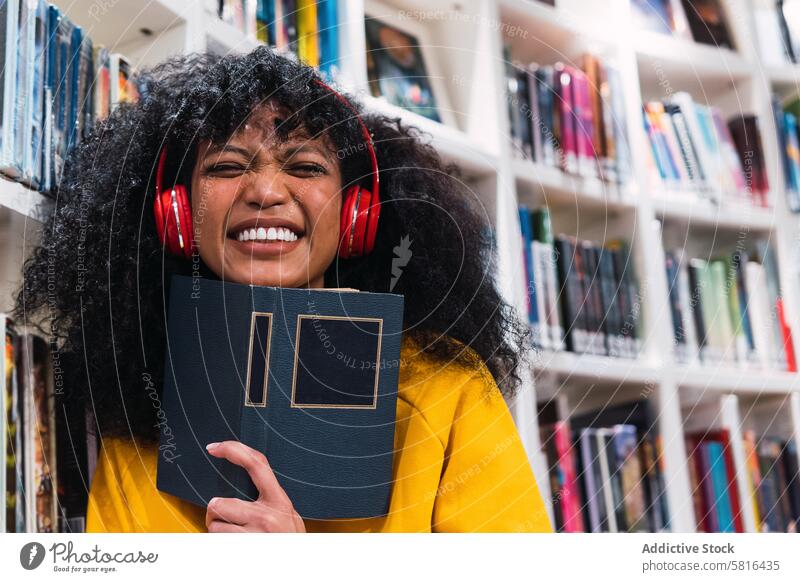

{"left": 690, "top": 258, "right": 721, "bottom": 361}
{"left": 718, "top": 256, "right": 750, "bottom": 362}
{"left": 709, "top": 260, "right": 735, "bottom": 363}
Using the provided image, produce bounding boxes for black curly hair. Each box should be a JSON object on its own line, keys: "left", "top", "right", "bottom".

{"left": 13, "top": 46, "right": 531, "bottom": 441}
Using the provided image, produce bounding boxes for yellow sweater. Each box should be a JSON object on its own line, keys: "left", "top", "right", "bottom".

{"left": 86, "top": 334, "right": 553, "bottom": 533}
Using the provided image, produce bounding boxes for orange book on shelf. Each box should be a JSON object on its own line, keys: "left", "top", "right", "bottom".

{"left": 776, "top": 297, "right": 797, "bottom": 372}
{"left": 742, "top": 430, "right": 764, "bottom": 531}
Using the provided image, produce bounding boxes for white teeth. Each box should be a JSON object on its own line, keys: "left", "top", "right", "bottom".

{"left": 236, "top": 226, "right": 299, "bottom": 242}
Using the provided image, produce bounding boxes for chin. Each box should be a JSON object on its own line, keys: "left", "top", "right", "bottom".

{"left": 223, "top": 263, "right": 310, "bottom": 288}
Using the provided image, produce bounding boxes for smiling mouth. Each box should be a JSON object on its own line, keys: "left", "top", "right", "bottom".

{"left": 228, "top": 226, "right": 302, "bottom": 243}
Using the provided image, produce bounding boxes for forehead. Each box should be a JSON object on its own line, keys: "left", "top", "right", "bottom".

{"left": 227, "top": 100, "right": 332, "bottom": 151}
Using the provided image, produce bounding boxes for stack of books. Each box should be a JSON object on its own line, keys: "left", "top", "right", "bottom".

{"left": 686, "top": 428, "right": 800, "bottom": 533}
{"left": 216, "top": 0, "right": 340, "bottom": 79}
{"left": 632, "top": 0, "right": 735, "bottom": 49}
{"left": 504, "top": 50, "right": 631, "bottom": 185}
{"left": 0, "top": 0, "right": 138, "bottom": 197}
{"left": 663, "top": 243, "right": 796, "bottom": 371}
{"left": 539, "top": 399, "right": 671, "bottom": 532}
{"left": 518, "top": 205, "right": 641, "bottom": 358}
{"left": 772, "top": 95, "right": 800, "bottom": 213}
{"left": 642, "top": 93, "right": 769, "bottom": 207}
{"left": 1, "top": 316, "right": 96, "bottom": 533}
{"left": 685, "top": 429, "right": 745, "bottom": 532}
{"left": 742, "top": 430, "right": 800, "bottom": 532}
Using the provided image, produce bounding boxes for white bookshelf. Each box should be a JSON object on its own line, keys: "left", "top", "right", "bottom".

{"left": 2, "top": 0, "right": 800, "bottom": 532}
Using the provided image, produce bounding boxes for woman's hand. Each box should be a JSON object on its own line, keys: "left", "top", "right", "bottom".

{"left": 204, "top": 441, "right": 306, "bottom": 533}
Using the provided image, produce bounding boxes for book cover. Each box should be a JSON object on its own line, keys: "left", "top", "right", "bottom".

{"left": 613, "top": 424, "right": 648, "bottom": 532}
{"left": 365, "top": 16, "right": 440, "bottom": 123}
{"left": 680, "top": 0, "right": 734, "bottom": 49}
{"left": 157, "top": 275, "right": 404, "bottom": 520}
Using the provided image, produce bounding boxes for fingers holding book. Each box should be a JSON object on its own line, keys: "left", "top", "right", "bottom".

{"left": 204, "top": 441, "right": 306, "bottom": 533}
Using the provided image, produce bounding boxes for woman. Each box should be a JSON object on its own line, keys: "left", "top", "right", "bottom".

{"left": 15, "top": 47, "right": 552, "bottom": 533}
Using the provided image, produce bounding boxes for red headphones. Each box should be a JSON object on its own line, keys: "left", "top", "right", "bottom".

{"left": 153, "top": 78, "right": 381, "bottom": 260}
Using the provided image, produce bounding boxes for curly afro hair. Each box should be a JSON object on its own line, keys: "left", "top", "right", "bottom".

{"left": 14, "top": 46, "right": 532, "bottom": 441}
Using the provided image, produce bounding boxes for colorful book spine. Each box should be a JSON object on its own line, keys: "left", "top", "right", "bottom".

{"left": 317, "top": 0, "right": 339, "bottom": 80}
{"left": 554, "top": 63, "right": 577, "bottom": 174}
{"left": 296, "top": 0, "right": 319, "bottom": 67}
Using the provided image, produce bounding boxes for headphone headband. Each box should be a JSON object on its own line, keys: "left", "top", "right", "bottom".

{"left": 312, "top": 78, "right": 379, "bottom": 201}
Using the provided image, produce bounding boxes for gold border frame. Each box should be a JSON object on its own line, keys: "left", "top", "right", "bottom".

{"left": 290, "top": 314, "right": 382, "bottom": 409}
{"left": 244, "top": 312, "right": 273, "bottom": 408}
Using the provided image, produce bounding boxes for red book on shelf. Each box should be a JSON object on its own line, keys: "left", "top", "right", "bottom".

{"left": 553, "top": 421, "right": 585, "bottom": 532}
{"left": 568, "top": 67, "right": 595, "bottom": 177}
{"left": 554, "top": 63, "right": 578, "bottom": 174}
{"left": 776, "top": 297, "right": 797, "bottom": 372}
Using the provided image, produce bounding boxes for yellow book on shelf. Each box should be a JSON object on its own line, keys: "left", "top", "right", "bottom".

{"left": 742, "top": 430, "right": 763, "bottom": 530}
{"left": 297, "top": 0, "right": 319, "bottom": 67}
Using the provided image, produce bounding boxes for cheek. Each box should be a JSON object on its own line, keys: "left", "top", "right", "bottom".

{"left": 312, "top": 191, "right": 342, "bottom": 250}
{"left": 191, "top": 181, "right": 230, "bottom": 251}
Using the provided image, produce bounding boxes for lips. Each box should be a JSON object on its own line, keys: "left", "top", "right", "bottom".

{"left": 227, "top": 216, "right": 304, "bottom": 239}
{"left": 225, "top": 217, "right": 305, "bottom": 257}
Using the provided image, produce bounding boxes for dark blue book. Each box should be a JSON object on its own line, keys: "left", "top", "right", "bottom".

{"left": 156, "top": 275, "right": 404, "bottom": 520}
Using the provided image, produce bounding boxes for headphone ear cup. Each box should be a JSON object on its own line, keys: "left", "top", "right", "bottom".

{"left": 363, "top": 189, "right": 381, "bottom": 255}
{"left": 154, "top": 183, "right": 194, "bottom": 259}
{"left": 153, "top": 188, "right": 168, "bottom": 249}
{"left": 349, "top": 187, "right": 372, "bottom": 258}
{"left": 339, "top": 185, "right": 360, "bottom": 259}
{"left": 173, "top": 184, "right": 194, "bottom": 259}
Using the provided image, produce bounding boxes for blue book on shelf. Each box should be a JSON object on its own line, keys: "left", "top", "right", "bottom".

{"left": 1, "top": 0, "right": 22, "bottom": 176}
{"left": 706, "top": 441, "right": 736, "bottom": 532}
{"left": 518, "top": 205, "right": 539, "bottom": 329}
{"left": 66, "top": 23, "right": 83, "bottom": 153}
{"left": 157, "top": 275, "right": 404, "bottom": 520}
{"left": 317, "top": 0, "right": 338, "bottom": 80}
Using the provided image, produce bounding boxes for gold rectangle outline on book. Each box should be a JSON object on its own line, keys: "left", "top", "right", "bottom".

{"left": 244, "top": 311, "right": 273, "bottom": 408}
{"left": 290, "top": 314, "right": 383, "bottom": 409}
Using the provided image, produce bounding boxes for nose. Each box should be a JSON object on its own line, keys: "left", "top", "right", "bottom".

{"left": 239, "top": 164, "right": 293, "bottom": 210}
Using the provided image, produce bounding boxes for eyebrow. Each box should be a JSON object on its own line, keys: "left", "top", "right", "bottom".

{"left": 278, "top": 143, "right": 333, "bottom": 159}
{"left": 204, "top": 144, "right": 253, "bottom": 158}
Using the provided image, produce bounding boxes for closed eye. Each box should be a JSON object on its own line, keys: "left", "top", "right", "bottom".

{"left": 205, "top": 163, "right": 247, "bottom": 176}
{"left": 290, "top": 163, "right": 327, "bottom": 177}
